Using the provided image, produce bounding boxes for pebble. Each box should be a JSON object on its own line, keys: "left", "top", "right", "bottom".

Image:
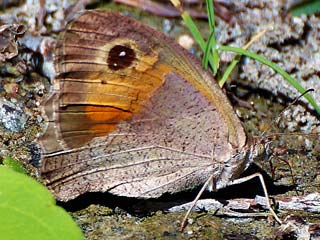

{"left": 0, "top": 98, "right": 28, "bottom": 132}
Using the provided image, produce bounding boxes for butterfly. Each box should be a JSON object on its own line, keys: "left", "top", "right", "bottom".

{"left": 38, "top": 10, "right": 283, "bottom": 227}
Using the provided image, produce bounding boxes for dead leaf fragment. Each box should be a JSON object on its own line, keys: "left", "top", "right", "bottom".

{"left": 0, "top": 24, "right": 26, "bottom": 62}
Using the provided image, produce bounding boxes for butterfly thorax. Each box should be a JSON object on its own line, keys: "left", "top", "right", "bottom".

{"left": 211, "top": 136, "right": 273, "bottom": 191}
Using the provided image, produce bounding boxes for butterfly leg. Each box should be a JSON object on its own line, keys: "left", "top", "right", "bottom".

{"left": 180, "top": 174, "right": 214, "bottom": 231}
{"left": 229, "top": 172, "right": 283, "bottom": 224}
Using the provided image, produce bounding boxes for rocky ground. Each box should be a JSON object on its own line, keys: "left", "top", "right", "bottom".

{"left": 0, "top": 0, "right": 319, "bottom": 239}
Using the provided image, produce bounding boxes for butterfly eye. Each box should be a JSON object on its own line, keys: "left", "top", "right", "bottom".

{"left": 107, "top": 45, "right": 136, "bottom": 70}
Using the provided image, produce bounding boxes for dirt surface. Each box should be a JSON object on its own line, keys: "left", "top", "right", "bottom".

{"left": 0, "top": 0, "right": 319, "bottom": 239}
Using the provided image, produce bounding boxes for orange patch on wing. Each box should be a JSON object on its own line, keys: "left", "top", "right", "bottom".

{"left": 84, "top": 105, "right": 133, "bottom": 122}
{"left": 84, "top": 105, "right": 133, "bottom": 136}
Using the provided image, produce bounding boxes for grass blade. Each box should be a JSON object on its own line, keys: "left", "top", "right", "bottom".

{"left": 202, "top": 0, "right": 219, "bottom": 74}
{"left": 220, "top": 45, "right": 320, "bottom": 114}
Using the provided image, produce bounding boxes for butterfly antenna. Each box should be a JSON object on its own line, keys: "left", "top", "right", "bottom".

{"left": 264, "top": 89, "right": 316, "bottom": 198}
{"left": 261, "top": 88, "right": 315, "bottom": 137}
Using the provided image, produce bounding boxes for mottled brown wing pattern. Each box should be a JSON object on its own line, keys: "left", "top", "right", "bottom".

{"left": 38, "top": 10, "right": 248, "bottom": 201}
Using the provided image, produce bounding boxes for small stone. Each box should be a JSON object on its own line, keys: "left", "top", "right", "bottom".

{"left": 3, "top": 83, "right": 19, "bottom": 95}
{"left": 178, "top": 34, "right": 194, "bottom": 50}
{"left": 36, "top": 114, "right": 43, "bottom": 123}
{"left": 162, "top": 19, "right": 172, "bottom": 32}
{"left": 0, "top": 98, "right": 28, "bottom": 132}
{"left": 187, "top": 218, "right": 194, "bottom": 225}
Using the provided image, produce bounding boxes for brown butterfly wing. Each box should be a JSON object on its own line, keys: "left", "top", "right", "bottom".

{"left": 38, "top": 10, "right": 247, "bottom": 201}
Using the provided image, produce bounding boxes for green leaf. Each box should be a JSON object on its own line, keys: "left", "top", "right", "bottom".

{"left": 290, "top": 0, "right": 320, "bottom": 16}
{"left": 0, "top": 166, "right": 83, "bottom": 240}
{"left": 2, "top": 156, "right": 27, "bottom": 174}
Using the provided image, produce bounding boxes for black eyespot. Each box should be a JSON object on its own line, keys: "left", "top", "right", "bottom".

{"left": 107, "top": 45, "right": 135, "bottom": 70}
